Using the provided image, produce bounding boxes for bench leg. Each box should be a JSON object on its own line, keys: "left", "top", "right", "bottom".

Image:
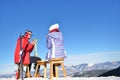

{"left": 27, "top": 66, "right": 30, "bottom": 78}
{"left": 34, "top": 64, "right": 39, "bottom": 77}
{"left": 55, "top": 65, "right": 58, "bottom": 78}
{"left": 50, "top": 62, "right": 53, "bottom": 79}
{"left": 61, "top": 62, "right": 67, "bottom": 78}
{"left": 44, "top": 63, "right": 47, "bottom": 78}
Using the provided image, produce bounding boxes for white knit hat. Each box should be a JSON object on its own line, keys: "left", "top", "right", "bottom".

{"left": 49, "top": 23, "right": 59, "bottom": 31}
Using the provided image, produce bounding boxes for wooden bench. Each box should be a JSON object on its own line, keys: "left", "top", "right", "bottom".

{"left": 48, "top": 58, "right": 67, "bottom": 79}
{"left": 34, "top": 60, "right": 48, "bottom": 78}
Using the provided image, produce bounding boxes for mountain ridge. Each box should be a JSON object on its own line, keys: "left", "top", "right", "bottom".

{"left": 0, "top": 60, "right": 120, "bottom": 78}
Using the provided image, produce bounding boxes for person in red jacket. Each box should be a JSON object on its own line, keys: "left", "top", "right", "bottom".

{"left": 14, "top": 30, "right": 40, "bottom": 79}
{"left": 14, "top": 30, "right": 35, "bottom": 64}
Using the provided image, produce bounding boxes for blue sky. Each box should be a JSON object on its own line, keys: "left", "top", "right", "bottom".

{"left": 0, "top": 0, "right": 120, "bottom": 74}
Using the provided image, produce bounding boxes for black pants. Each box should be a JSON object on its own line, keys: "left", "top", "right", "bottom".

{"left": 27, "top": 56, "right": 41, "bottom": 73}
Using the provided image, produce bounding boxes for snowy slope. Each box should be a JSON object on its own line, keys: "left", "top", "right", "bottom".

{"left": 0, "top": 76, "right": 120, "bottom": 80}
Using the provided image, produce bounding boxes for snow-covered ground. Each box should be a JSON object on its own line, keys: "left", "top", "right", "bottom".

{"left": 0, "top": 76, "right": 120, "bottom": 80}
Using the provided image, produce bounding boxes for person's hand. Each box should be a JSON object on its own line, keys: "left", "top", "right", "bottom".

{"left": 31, "top": 39, "right": 37, "bottom": 45}
{"left": 34, "top": 39, "right": 38, "bottom": 43}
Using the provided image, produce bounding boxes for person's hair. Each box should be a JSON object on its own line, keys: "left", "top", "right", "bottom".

{"left": 25, "top": 29, "right": 32, "bottom": 33}
{"left": 23, "top": 29, "right": 33, "bottom": 37}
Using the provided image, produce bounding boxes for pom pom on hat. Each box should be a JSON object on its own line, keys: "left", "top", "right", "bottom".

{"left": 49, "top": 23, "right": 59, "bottom": 31}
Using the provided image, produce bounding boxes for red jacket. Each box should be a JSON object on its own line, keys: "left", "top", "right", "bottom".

{"left": 14, "top": 33, "right": 34, "bottom": 65}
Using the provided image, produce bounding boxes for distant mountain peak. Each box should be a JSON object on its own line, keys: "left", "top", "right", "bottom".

{"left": 88, "top": 63, "right": 94, "bottom": 67}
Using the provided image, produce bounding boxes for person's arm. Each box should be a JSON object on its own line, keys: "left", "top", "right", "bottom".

{"left": 26, "top": 40, "right": 36, "bottom": 53}
{"left": 46, "top": 36, "right": 52, "bottom": 49}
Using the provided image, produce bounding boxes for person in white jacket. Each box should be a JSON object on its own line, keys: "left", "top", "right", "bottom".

{"left": 46, "top": 23, "right": 67, "bottom": 76}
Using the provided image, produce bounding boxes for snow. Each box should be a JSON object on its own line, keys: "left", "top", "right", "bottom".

{"left": 0, "top": 76, "right": 120, "bottom": 80}
{"left": 88, "top": 63, "right": 94, "bottom": 67}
